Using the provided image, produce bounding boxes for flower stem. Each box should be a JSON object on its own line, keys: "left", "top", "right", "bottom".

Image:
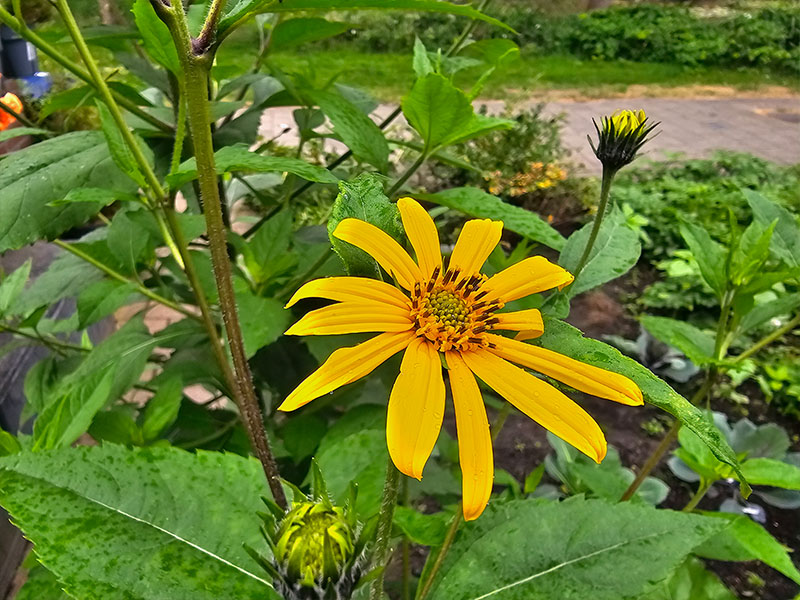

{"left": 370, "top": 459, "right": 402, "bottom": 600}
{"left": 157, "top": 3, "right": 286, "bottom": 509}
{"left": 388, "top": 153, "right": 428, "bottom": 197}
{"left": 196, "top": 0, "right": 229, "bottom": 53}
{"left": 734, "top": 312, "right": 800, "bottom": 364}
{"left": 572, "top": 167, "right": 616, "bottom": 280}
{"left": 416, "top": 505, "right": 462, "bottom": 600}
{"left": 0, "top": 7, "right": 170, "bottom": 133}
{"left": 682, "top": 480, "right": 712, "bottom": 512}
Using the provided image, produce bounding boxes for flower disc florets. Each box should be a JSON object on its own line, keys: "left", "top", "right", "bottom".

{"left": 410, "top": 264, "right": 503, "bottom": 353}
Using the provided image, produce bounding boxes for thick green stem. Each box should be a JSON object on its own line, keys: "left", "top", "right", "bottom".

{"left": 370, "top": 460, "right": 402, "bottom": 600}
{"left": 0, "top": 7, "right": 171, "bottom": 133}
{"left": 572, "top": 168, "right": 616, "bottom": 279}
{"left": 682, "top": 480, "right": 712, "bottom": 512}
{"left": 53, "top": 240, "right": 196, "bottom": 319}
{"left": 159, "top": 3, "right": 286, "bottom": 509}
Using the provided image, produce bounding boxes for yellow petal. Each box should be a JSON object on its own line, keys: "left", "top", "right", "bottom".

{"left": 333, "top": 219, "right": 422, "bottom": 290}
{"left": 486, "top": 334, "right": 643, "bottom": 406}
{"left": 449, "top": 218, "right": 503, "bottom": 278}
{"left": 286, "top": 303, "right": 413, "bottom": 336}
{"left": 285, "top": 277, "right": 410, "bottom": 310}
{"left": 279, "top": 331, "right": 415, "bottom": 411}
{"left": 398, "top": 197, "right": 442, "bottom": 280}
{"left": 387, "top": 338, "right": 445, "bottom": 479}
{"left": 461, "top": 349, "right": 607, "bottom": 462}
{"left": 491, "top": 308, "right": 544, "bottom": 342}
{"left": 446, "top": 351, "right": 493, "bottom": 521}
{"left": 480, "top": 256, "right": 574, "bottom": 303}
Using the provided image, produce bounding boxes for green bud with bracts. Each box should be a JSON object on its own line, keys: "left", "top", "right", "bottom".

{"left": 246, "top": 461, "right": 369, "bottom": 600}
{"left": 589, "top": 109, "right": 659, "bottom": 174}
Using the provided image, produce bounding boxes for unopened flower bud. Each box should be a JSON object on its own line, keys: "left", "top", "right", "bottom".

{"left": 589, "top": 109, "right": 658, "bottom": 173}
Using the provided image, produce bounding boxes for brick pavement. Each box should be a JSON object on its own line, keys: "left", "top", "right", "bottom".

{"left": 258, "top": 97, "right": 800, "bottom": 175}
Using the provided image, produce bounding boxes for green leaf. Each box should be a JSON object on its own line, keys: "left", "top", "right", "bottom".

{"left": 48, "top": 187, "right": 139, "bottom": 206}
{"left": 270, "top": 17, "right": 349, "bottom": 49}
{"left": 695, "top": 511, "right": 800, "bottom": 584}
{"left": 235, "top": 279, "right": 290, "bottom": 358}
{"left": 0, "top": 127, "right": 51, "bottom": 143}
{"left": 107, "top": 209, "right": 156, "bottom": 274}
{"left": 15, "top": 565, "right": 70, "bottom": 600}
{"left": 141, "top": 376, "right": 184, "bottom": 441}
{"left": 640, "top": 316, "right": 716, "bottom": 366}
{"left": 0, "top": 445, "right": 277, "bottom": 599}
{"left": 393, "top": 506, "right": 451, "bottom": 546}
{"left": 132, "top": 0, "right": 181, "bottom": 73}
{"left": 312, "top": 89, "right": 389, "bottom": 171}
{"left": 740, "top": 457, "right": 800, "bottom": 489}
{"left": 89, "top": 407, "right": 142, "bottom": 445}
{"left": 0, "top": 429, "right": 22, "bottom": 456}
{"left": 730, "top": 218, "right": 776, "bottom": 286}
{"left": 167, "top": 144, "right": 338, "bottom": 188}
{"left": 413, "top": 37, "right": 434, "bottom": 78}
{"left": 220, "top": 0, "right": 512, "bottom": 38}
{"left": 281, "top": 413, "right": 327, "bottom": 462}
{"left": 76, "top": 279, "right": 139, "bottom": 329}
{"left": 679, "top": 221, "right": 728, "bottom": 298}
{"left": 523, "top": 463, "right": 545, "bottom": 494}
{"left": 426, "top": 497, "right": 725, "bottom": 600}
{"left": 0, "top": 131, "right": 136, "bottom": 252}
{"left": 402, "top": 74, "right": 511, "bottom": 151}
{"left": 738, "top": 294, "right": 800, "bottom": 335}
{"left": 560, "top": 205, "right": 641, "bottom": 296}
{"left": 417, "top": 187, "right": 565, "bottom": 251}
{"left": 327, "top": 173, "right": 404, "bottom": 278}
{"left": 744, "top": 189, "right": 800, "bottom": 269}
{"left": 534, "top": 318, "right": 750, "bottom": 497}
{"left": 0, "top": 259, "right": 31, "bottom": 317}
{"left": 95, "top": 100, "right": 147, "bottom": 188}
{"left": 639, "top": 556, "right": 736, "bottom": 600}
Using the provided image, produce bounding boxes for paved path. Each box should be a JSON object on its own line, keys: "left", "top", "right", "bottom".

{"left": 259, "top": 97, "right": 800, "bottom": 174}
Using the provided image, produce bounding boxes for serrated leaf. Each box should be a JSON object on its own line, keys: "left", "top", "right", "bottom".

{"left": 141, "top": 376, "right": 184, "bottom": 441}
{"left": 560, "top": 205, "right": 641, "bottom": 297}
{"left": 640, "top": 316, "right": 716, "bottom": 366}
{"left": 95, "top": 100, "right": 147, "bottom": 188}
{"left": 533, "top": 318, "right": 750, "bottom": 497}
{"left": 77, "top": 279, "right": 139, "bottom": 329}
{"left": 743, "top": 189, "right": 800, "bottom": 269}
{"left": 695, "top": 511, "right": 800, "bottom": 584}
{"left": 132, "top": 0, "right": 181, "bottom": 73}
{"left": 327, "top": 173, "right": 404, "bottom": 277}
{"left": 0, "top": 131, "right": 136, "bottom": 252}
{"left": 679, "top": 221, "right": 728, "bottom": 298}
{"left": 0, "top": 445, "right": 278, "bottom": 600}
{"left": 167, "top": 144, "right": 338, "bottom": 188}
{"left": 312, "top": 89, "right": 389, "bottom": 171}
{"left": 402, "top": 73, "right": 475, "bottom": 152}
{"left": 417, "top": 187, "right": 565, "bottom": 251}
{"left": 393, "top": 506, "right": 450, "bottom": 546}
{"left": 426, "top": 497, "right": 724, "bottom": 599}
{"left": 15, "top": 565, "right": 70, "bottom": 600}
{"left": 640, "top": 556, "right": 736, "bottom": 600}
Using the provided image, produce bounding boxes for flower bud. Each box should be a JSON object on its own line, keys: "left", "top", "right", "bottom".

{"left": 589, "top": 109, "right": 658, "bottom": 173}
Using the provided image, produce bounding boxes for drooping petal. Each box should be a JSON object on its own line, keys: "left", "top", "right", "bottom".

{"left": 446, "top": 351, "right": 493, "bottom": 521}
{"left": 387, "top": 338, "right": 445, "bottom": 479}
{"left": 491, "top": 308, "right": 544, "bottom": 341}
{"left": 480, "top": 256, "right": 574, "bottom": 303}
{"left": 461, "top": 349, "right": 607, "bottom": 462}
{"left": 279, "top": 331, "right": 415, "bottom": 411}
{"left": 285, "top": 303, "right": 413, "bottom": 336}
{"left": 285, "top": 277, "right": 410, "bottom": 310}
{"left": 398, "top": 197, "right": 442, "bottom": 280}
{"left": 449, "top": 219, "right": 503, "bottom": 278}
{"left": 333, "top": 219, "right": 422, "bottom": 289}
{"left": 486, "top": 334, "right": 644, "bottom": 406}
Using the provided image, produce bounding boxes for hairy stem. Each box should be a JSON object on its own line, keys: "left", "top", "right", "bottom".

{"left": 370, "top": 460, "right": 402, "bottom": 600}
{"left": 572, "top": 167, "right": 616, "bottom": 279}
{"left": 158, "top": 3, "right": 286, "bottom": 509}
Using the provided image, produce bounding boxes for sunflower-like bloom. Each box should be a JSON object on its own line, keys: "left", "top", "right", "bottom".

{"left": 0, "top": 93, "right": 23, "bottom": 131}
{"left": 280, "top": 198, "right": 643, "bottom": 520}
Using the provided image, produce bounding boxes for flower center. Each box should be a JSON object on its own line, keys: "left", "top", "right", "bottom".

{"left": 410, "top": 265, "right": 503, "bottom": 352}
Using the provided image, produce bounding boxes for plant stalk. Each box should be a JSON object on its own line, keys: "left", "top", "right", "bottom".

{"left": 735, "top": 312, "right": 800, "bottom": 363}
{"left": 388, "top": 153, "right": 428, "bottom": 197}
{"left": 572, "top": 167, "right": 616, "bottom": 279}
{"left": 682, "top": 480, "right": 712, "bottom": 512}
{"left": 158, "top": 3, "right": 286, "bottom": 509}
{"left": 370, "top": 459, "right": 402, "bottom": 600}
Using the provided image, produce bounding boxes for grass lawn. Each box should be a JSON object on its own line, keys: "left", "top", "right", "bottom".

{"left": 219, "top": 47, "right": 800, "bottom": 101}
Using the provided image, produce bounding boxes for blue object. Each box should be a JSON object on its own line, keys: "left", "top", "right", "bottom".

{"left": 18, "top": 72, "right": 52, "bottom": 99}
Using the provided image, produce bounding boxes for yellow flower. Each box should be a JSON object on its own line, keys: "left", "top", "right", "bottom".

{"left": 280, "top": 198, "right": 643, "bottom": 520}
{"left": 607, "top": 109, "right": 647, "bottom": 136}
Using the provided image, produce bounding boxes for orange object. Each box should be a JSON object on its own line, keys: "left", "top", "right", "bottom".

{"left": 0, "top": 92, "right": 24, "bottom": 131}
